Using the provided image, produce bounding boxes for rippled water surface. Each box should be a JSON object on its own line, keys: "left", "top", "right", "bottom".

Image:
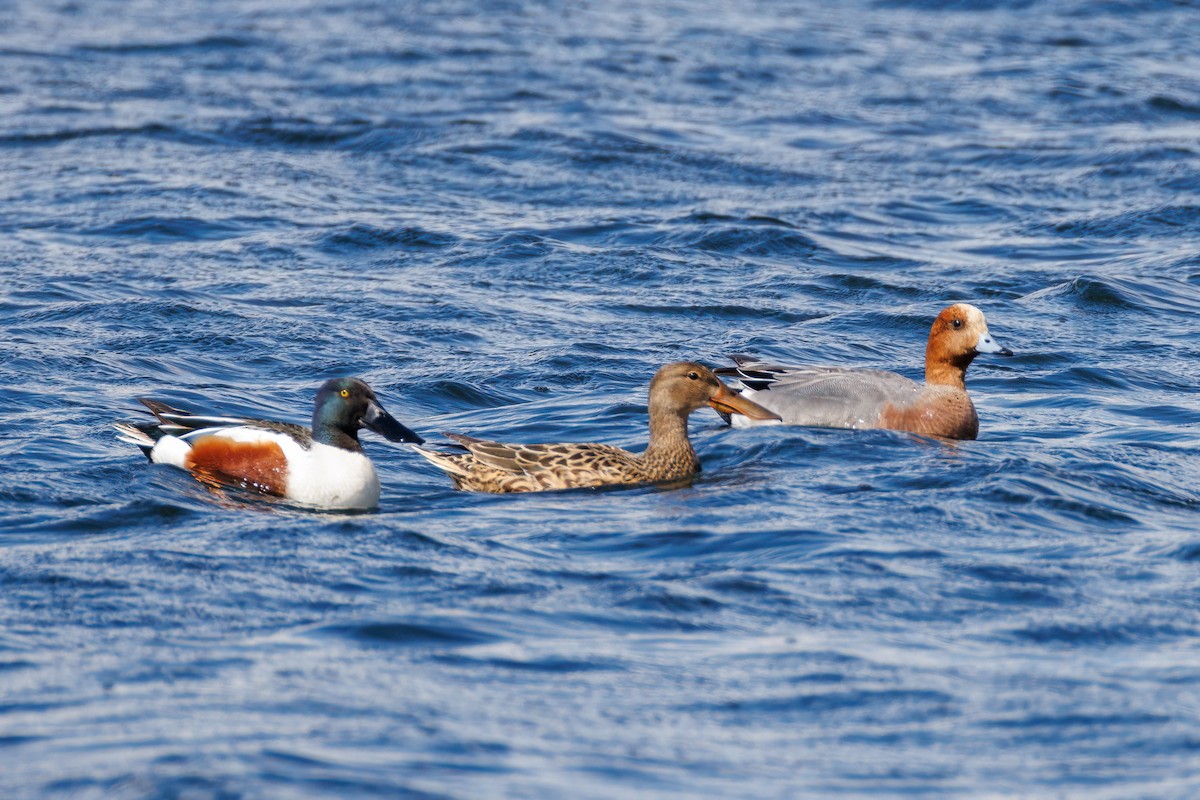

{"left": 3, "top": 0, "right": 1200, "bottom": 797}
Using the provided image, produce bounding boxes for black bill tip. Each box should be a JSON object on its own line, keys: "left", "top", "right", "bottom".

{"left": 363, "top": 401, "right": 425, "bottom": 444}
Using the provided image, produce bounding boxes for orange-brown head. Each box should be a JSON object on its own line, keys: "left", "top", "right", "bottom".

{"left": 924, "top": 303, "right": 1012, "bottom": 388}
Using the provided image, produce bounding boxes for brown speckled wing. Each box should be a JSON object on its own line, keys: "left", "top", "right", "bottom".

{"left": 455, "top": 436, "right": 636, "bottom": 475}
{"left": 514, "top": 443, "right": 634, "bottom": 472}
{"left": 433, "top": 434, "right": 650, "bottom": 491}
{"left": 520, "top": 443, "right": 646, "bottom": 490}
{"left": 444, "top": 434, "right": 525, "bottom": 473}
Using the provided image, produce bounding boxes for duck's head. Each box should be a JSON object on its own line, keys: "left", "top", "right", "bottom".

{"left": 649, "top": 362, "right": 781, "bottom": 420}
{"left": 313, "top": 377, "right": 425, "bottom": 446}
{"left": 926, "top": 303, "right": 1013, "bottom": 383}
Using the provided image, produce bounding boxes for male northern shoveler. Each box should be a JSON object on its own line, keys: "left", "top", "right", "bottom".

{"left": 115, "top": 377, "right": 424, "bottom": 510}
{"left": 715, "top": 303, "right": 1014, "bottom": 440}
{"left": 413, "top": 362, "right": 780, "bottom": 493}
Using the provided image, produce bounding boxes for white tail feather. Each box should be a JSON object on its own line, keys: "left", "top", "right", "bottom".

{"left": 113, "top": 423, "right": 154, "bottom": 448}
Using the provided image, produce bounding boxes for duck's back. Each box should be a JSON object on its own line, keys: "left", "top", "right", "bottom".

{"left": 418, "top": 435, "right": 651, "bottom": 493}
{"left": 726, "top": 363, "right": 926, "bottom": 430}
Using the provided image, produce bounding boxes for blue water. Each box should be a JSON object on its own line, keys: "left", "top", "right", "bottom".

{"left": 2, "top": 0, "right": 1199, "bottom": 796}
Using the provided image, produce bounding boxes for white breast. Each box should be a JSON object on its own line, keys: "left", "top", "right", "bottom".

{"left": 283, "top": 440, "right": 381, "bottom": 510}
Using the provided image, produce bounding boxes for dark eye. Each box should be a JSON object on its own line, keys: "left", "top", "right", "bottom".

{"left": 951, "top": 319, "right": 963, "bottom": 329}
{"left": 687, "top": 371, "right": 700, "bottom": 381}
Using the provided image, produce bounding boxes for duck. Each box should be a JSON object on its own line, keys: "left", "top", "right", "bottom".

{"left": 114, "top": 377, "right": 424, "bottom": 509}
{"left": 413, "top": 362, "right": 780, "bottom": 493}
{"left": 716, "top": 303, "right": 1012, "bottom": 440}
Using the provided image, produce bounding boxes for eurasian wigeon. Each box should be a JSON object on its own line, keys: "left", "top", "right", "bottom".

{"left": 716, "top": 303, "right": 1013, "bottom": 440}
{"left": 115, "top": 377, "right": 424, "bottom": 509}
{"left": 414, "top": 362, "right": 779, "bottom": 493}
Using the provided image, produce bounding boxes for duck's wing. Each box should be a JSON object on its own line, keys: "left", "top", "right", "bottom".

{"left": 413, "top": 433, "right": 643, "bottom": 492}
{"left": 717, "top": 359, "right": 924, "bottom": 428}
{"left": 137, "top": 398, "right": 313, "bottom": 446}
{"left": 447, "top": 433, "right": 638, "bottom": 476}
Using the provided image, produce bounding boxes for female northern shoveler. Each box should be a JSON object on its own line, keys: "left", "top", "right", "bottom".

{"left": 413, "top": 362, "right": 779, "bottom": 493}
{"left": 115, "top": 377, "right": 424, "bottom": 510}
{"left": 716, "top": 303, "right": 1013, "bottom": 440}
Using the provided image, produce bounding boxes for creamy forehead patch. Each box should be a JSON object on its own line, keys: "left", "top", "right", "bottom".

{"left": 955, "top": 303, "right": 985, "bottom": 328}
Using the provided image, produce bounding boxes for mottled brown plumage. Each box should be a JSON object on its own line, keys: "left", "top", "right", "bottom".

{"left": 414, "top": 362, "right": 780, "bottom": 493}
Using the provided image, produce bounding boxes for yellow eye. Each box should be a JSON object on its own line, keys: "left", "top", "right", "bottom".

{"left": 339, "top": 389, "right": 350, "bottom": 398}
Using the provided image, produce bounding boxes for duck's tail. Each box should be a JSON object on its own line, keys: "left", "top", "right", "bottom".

{"left": 112, "top": 421, "right": 160, "bottom": 460}
{"left": 411, "top": 445, "right": 473, "bottom": 479}
{"left": 114, "top": 398, "right": 206, "bottom": 460}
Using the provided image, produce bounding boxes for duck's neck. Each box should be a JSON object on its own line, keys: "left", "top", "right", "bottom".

{"left": 642, "top": 405, "right": 700, "bottom": 478}
{"left": 925, "top": 349, "right": 975, "bottom": 390}
{"left": 313, "top": 417, "right": 363, "bottom": 452}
